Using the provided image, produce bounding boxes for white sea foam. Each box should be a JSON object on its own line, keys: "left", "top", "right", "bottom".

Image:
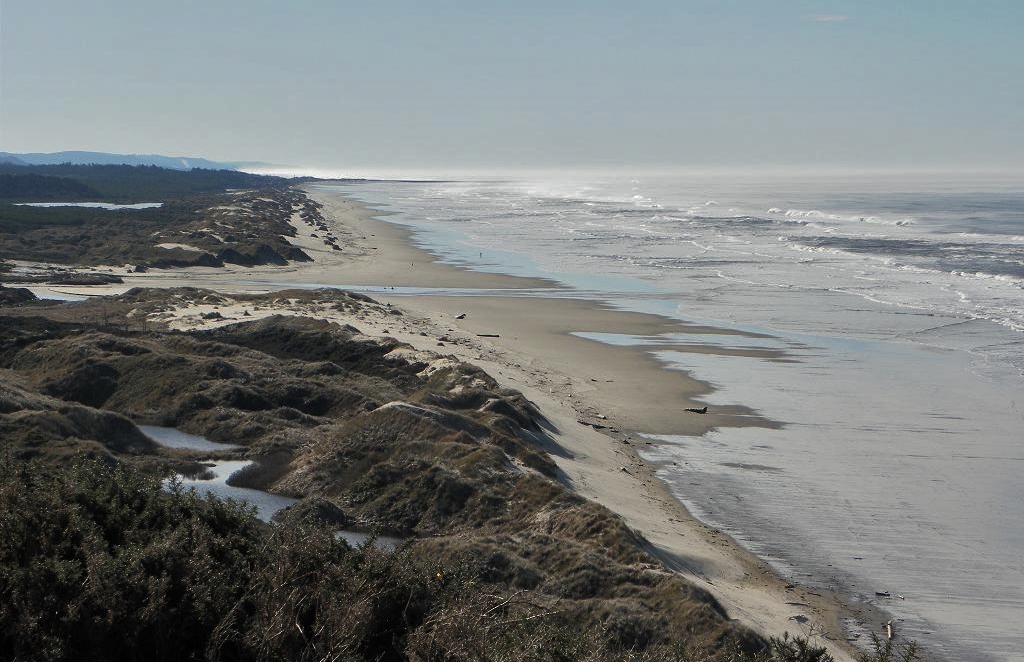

{"left": 786, "top": 243, "right": 843, "bottom": 255}
{"left": 769, "top": 206, "right": 914, "bottom": 227}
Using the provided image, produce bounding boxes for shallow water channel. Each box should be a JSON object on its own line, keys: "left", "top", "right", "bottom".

{"left": 141, "top": 425, "right": 400, "bottom": 549}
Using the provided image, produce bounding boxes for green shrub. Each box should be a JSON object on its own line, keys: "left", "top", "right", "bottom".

{"left": 0, "top": 458, "right": 262, "bottom": 662}
{"left": 3, "top": 457, "right": 899, "bottom": 662}
{"left": 857, "top": 633, "right": 921, "bottom": 662}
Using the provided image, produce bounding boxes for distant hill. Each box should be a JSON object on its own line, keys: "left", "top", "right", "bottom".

{"left": 0, "top": 151, "right": 252, "bottom": 171}
{"left": 0, "top": 163, "right": 303, "bottom": 202}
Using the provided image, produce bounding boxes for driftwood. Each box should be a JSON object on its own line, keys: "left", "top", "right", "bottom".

{"left": 685, "top": 406, "right": 708, "bottom": 414}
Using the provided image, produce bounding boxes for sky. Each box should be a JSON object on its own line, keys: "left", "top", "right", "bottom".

{"left": 1, "top": 0, "right": 1022, "bottom": 172}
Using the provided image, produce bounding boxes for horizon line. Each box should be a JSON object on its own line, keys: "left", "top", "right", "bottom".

{"left": 243, "top": 163, "right": 1024, "bottom": 180}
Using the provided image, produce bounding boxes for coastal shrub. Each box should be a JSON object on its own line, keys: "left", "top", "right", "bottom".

{"left": 601, "top": 603, "right": 666, "bottom": 650}
{"left": 0, "top": 456, "right": 793, "bottom": 662}
{"left": 856, "top": 633, "right": 921, "bottom": 662}
{"left": 209, "top": 522, "right": 427, "bottom": 660}
{"left": 766, "top": 633, "right": 834, "bottom": 661}
{"left": 0, "top": 458, "right": 263, "bottom": 662}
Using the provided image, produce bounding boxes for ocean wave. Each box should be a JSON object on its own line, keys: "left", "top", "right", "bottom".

{"left": 782, "top": 208, "right": 836, "bottom": 220}
{"left": 344, "top": 176, "right": 1024, "bottom": 337}
{"left": 865, "top": 217, "right": 914, "bottom": 226}
{"left": 770, "top": 207, "right": 914, "bottom": 226}
{"left": 956, "top": 232, "right": 1024, "bottom": 242}
{"left": 786, "top": 243, "right": 845, "bottom": 256}
{"left": 948, "top": 270, "right": 1024, "bottom": 285}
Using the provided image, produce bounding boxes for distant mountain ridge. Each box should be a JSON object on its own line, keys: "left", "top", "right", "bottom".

{"left": 0, "top": 151, "right": 261, "bottom": 171}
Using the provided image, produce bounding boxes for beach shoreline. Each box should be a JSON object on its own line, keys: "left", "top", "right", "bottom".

{"left": 300, "top": 185, "right": 872, "bottom": 659}
{"left": 10, "top": 183, "right": 884, "bottom": 659}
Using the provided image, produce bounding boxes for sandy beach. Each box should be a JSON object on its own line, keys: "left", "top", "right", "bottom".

{"left": 306, "top": 188, "right": 864, "bottom": 660}
{"left": 19, "top": 185, "right": 870, "bottom": 659}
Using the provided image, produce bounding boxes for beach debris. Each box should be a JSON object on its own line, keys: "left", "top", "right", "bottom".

{"left": 788, "top": 615, "right": 809, "bottom": 624}
{"left": 885, "top": 620, "right": 893, "bottom": 640}
{"left": 476, "top": 333, "right": 500, "bottom": 338}
{"left": 619, "top": 466, "right": 629, "bottom": 473}
{"left": 875, "top": 591, "right": 891, "bottom": 598}
{"left": 685, "top": 406, "right": 708, "bottom": 414}
{"left": 454, "top": 312, "right": 466, "bottom": 319}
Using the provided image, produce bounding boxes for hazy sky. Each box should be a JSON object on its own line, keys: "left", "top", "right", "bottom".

{"left": 1, "top": 1, "right": 1022, "bottom": 171}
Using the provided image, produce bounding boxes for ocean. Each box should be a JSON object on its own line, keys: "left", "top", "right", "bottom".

{"left": 320, "top": 169, "right": 1023, "bottom": 661}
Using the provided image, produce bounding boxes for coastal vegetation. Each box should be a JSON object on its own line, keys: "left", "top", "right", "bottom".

{"left": 0, "top": 172, "right": 102, "bottom": 200}
{"left": 0, "top": 192, "right": 927, "bottom": 658}
{"left": 2, "top": 455, "right": 867, "bottom": 662}
{"left": 0, "top": 187, "right": 317, "bottom": 271}
{"left": 0, "top": 164, "right": 332, "bottom": 274}
{"left": 0, "top": 163, "right": 299, "bottom": 201}
{"left": 0, "top": 288, "right": 792, "bottom": 661}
